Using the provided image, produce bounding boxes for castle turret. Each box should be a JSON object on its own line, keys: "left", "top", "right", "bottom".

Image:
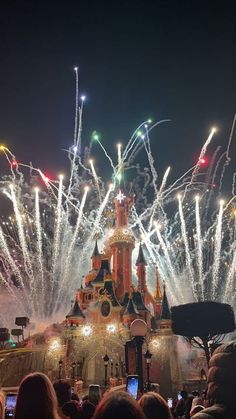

{"left": 157, "top": 283, "right": 172, "bottom": 332}
{"left": 66, "top": 300, "right": 85, "bottom": 327}
{"left": 91, "top": 239, "right": 101, "bottom": 270}
{"left": 109, "top": 186, "right": 135, "bottom": 300}
{"left": 154, "top": 267, "right": 162, "bottom": 317}
{"left": 136, "top": 243, "right": 147, "bottom": 293}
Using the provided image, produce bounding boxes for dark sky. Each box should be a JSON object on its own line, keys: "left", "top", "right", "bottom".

{"left": 0, "top": 0, "right": 236, "bottom": 184}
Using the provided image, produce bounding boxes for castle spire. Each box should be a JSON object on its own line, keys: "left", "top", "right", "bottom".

{"left": 91, "top": 239, "right": 101, "bottom": 270}
{"left": 136, "top": 242, "right": 147, "bottom": 265}
{"left": 154, "top": 267, "right": 162, "bottom": 301}
{"left": 160, "top": 283, "right": 171, "bottom": 320}
{"left": 91, "top": 239, "right": 100, "bottom": 259}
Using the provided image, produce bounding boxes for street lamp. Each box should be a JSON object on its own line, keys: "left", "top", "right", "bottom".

{"left": 58, "top": 359, "right": 63, "bottom": 379}
{"left": 110, "top": 360, "right": 114, "bottom": 378}
{"left": 130, "top": 319, "right": 148, "bottom": 394}
{"left": 76, "top": 361, "right": 80, "bottom": 379}
{"left": 103, "top": 354, "right": 109, "bottom": 388}
{"left": 115, "top": 362, "right": 119, "bottom": 378}
{"left": 144, "top": 349, "right": 152, "bottom": 391}
{"left": 71, "top": 361, "right": 76, "bottom": 380}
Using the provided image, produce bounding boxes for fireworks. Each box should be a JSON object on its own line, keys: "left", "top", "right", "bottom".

{"left": 0, "top": 83, "right": 235, "bottom": 329}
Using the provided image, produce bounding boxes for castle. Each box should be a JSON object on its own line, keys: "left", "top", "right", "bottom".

{"left": 65, "top": 182, "right": 182, "bottom": 396}
{"left": 66, "top": 183, "right": 171, "bottom": 332}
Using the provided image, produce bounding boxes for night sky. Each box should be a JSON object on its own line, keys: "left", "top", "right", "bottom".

{"left": 0, "top": 1, "right": 236, "bottom": 185}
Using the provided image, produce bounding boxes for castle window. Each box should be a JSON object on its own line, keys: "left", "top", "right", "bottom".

{"left": 101, "top": 300, "right": 111, "bottom": 317}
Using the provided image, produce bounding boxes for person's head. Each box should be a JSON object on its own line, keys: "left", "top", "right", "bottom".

{"left": 190, "top": 404, "right": 204, "bottom": 417}
{"left": 93, "top": 391, "right": 146, "bottom": 419}
{"left": 88, "top": 384, "right": 101, "bottom": 406}
{"left": 206, "top": 340, "right": 236, "bottom": 406}
{"left": 139, "top": 392, "right": 172, "bottom": 419}
{"left": 82, "top": 400, "right": 96, "bottom": 419}
{"left": 62, "top": 400, "right": 83, "bottom": 419}
{"left": 14, "top": 372, "right": 59, "bottom": 419}
{"left": 180, "top": 390, "right": 188, "bottom": 400}
{"left": 0, "top": 391, "right": 5, "bottom": 419}
{"left": 53, "top": 379, "right": 72, "bottom": 407}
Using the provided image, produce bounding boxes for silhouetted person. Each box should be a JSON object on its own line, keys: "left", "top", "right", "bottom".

{"left": 192, "top": 341, "right": 236, "bottom": 419}
{"left": 62, "top": 400, "right": 83, "bottom": 419}
{"left": 93, "top": 391, "right": 146, "bottom": 419}
{"left": 139, "top": 391, "right": 172, "bottom": 419}
{"left": 82, "top": 400, "right": 96, "bottom": 419}
{"left": 14, "top": 372, "right": 60, "bottom": 419}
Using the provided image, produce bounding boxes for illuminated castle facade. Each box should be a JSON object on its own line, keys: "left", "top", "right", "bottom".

{"left": 66, "top": 186, "right": 168, "bottom": 332}
{"left": 65, "top": 184, "right": 182, "bottom": 396}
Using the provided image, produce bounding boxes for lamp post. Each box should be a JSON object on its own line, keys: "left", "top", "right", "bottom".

{"left": 58, "top": 359, "right": 63, "bottom": 379}
{"left": 130, "top": 319, "right": 148, "bottom": 394}
{"left": 76, "top": 361, "right": 80, "bottom": 379}
{"left": 71, "top": 361, "right": 76, "bottom": 380}
{"left": 115, "top": 362, "right": 119, "bottom": 378}
{"left": 110, "top": 360, "right": 113, "bottom": 378}
{"left": 144, "top": 349, "right": 152, "bottom": 391}
{"left": 103, "top": 354, "right": 109, "bottom": 388}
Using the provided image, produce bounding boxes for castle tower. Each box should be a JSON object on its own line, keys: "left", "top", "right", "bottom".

{"left": 154, "top": 267, "right": 163, "bottom": 318}
{"left": 91, "top": 239, "right": 101, "bottom": 270}
{"left": 152, "top": 284, "right": 182, "bottom": 398}
{"left": 109, "top": 187, "right": 135, "bottom": 300}
{"left": 136, "top": 243, "right": 147, "bottom": 293}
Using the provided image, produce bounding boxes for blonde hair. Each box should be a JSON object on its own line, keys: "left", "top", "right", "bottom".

{"left": 0, "top": 391, "right": 5, "bottom": 419}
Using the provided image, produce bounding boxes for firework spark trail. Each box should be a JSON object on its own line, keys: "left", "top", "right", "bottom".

{"left": 219, "top": 113, "right": 236, "bottom": 191}
{"left": 89, "top": 159, "right": 102, "bottom": 203}
{"left": 178, "top": 195, "right": 198, "bottom": 300}
{"left": 132, "top": 207, "right": 178, "bottom": 304}
{"left": 212, "top": 200, "right": 224, "bottom": 299}
{"left": 184, "top": 127, "right": 216, "bottom": 197}
{"left": 223, "top": 250, "right": 236, "bottom": 302}
{"left": 95, "top": 138, "right": 116, "bottom": 174}
{"left": 123, "top": 120, "right": 148, "bottom": 160}
{"left": 77, "top": 98, "right": 85, "bottom": 154}
{"left": 149, "top": 167, "right": 171, "bottom": 232}
{"left": 0, "top": 226, "right": 32, "bottom": 310}
{"left": 34, "top": 187, "right": 45, "bottom": 316}
{"left": 81, "top": 184, "right": 114, "bottom": 259}
{"left": 54, "top": 186, "right": 89, "bottom": 313}
{"left": 145, "top": 128, "right": 158, "bottom": 196}
{"left": 195, "top": 195, "right": 204, "bottom": 300}
{"left": 73, "top": 66, "right": 79, "bottom": 145}
{"left": 50, "top": 174, "right": 64, "bottom": 305}
{"left": 154, "top": 222, "right": 184, "bottom": 303}
{"left": 232, "top": 173, "right": 236, "bottom": 195}
{"left": 10, "top": 184, "right": 34, "bottom": 281}
{"left": 127, "top": 120, "right": 171, "bottom": 164}
{"left": 163, "top": 166, "right": 196, "bottom": 199}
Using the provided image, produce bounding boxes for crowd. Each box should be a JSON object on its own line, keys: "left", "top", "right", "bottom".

{"left": 0, "top": 340, "right": 235, "bottom": 419}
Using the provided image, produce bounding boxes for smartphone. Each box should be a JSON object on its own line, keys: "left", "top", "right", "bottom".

{"left": 5, "top": 394, "right": 17, "bottom": 417}
{"left": 167, "top": 398, "right": 173, "bottom": 408}
{"left": 177, "top": 391, "right": 182, "bottom": 401}
{"left": 126, "top": 375, "right": 139, "bottom": 399}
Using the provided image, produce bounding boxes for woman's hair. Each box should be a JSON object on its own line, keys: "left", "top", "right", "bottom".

{"left": 93, "top": 391, "right": 146, "bottom": 419}
{"left": 0, "top": 391, "right": 5, "bottom": 419}
{"left": 14, "top": 372, "right": 60, "bottom": 419}
{"left": 139, "top": 392, "right": 172, "bottom": 419}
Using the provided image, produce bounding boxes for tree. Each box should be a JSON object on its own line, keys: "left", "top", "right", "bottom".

{"left": 11, "top": 328, "right": 23, "bottom": 343}
{"left": 171, "top": 301, "right": 235, "bottom": 365}
{"left": 15, "top": 317, "right": 29, "bottom": 340}
{"left": 0, "top": 328, "right": 10, "bottom": 349}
